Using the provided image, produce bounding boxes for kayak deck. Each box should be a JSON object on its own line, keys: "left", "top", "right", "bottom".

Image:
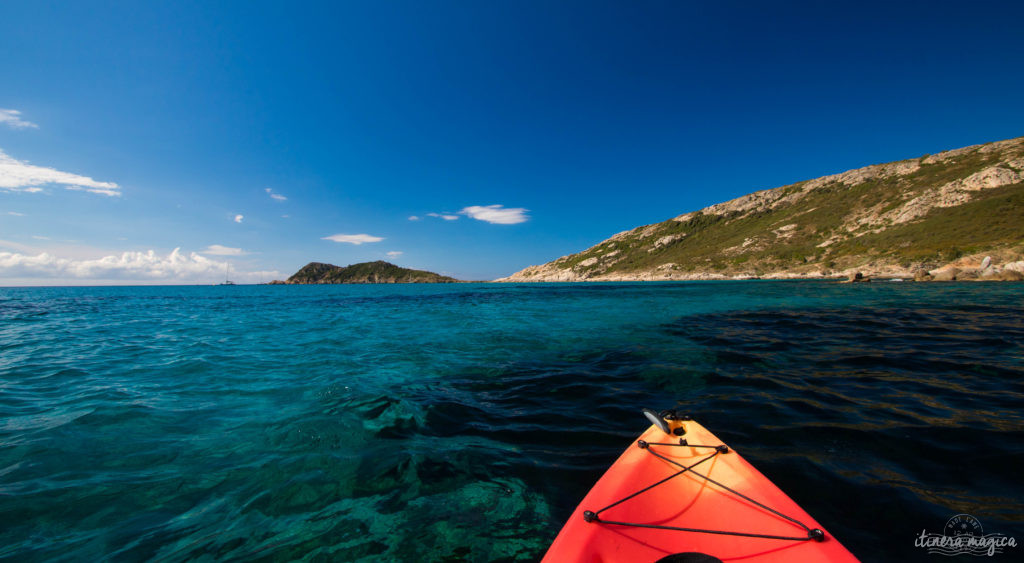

{"left": 543, "top": 419, "right": 858, "bottom": 562}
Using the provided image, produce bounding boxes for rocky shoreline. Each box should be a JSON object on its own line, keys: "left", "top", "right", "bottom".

{"left": 495, "top": 252, "right": 1024, "bottom": 283}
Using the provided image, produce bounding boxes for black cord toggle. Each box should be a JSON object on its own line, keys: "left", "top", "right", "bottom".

{"left": 583, "top": 511, "right": 599, "bottom": 523}
{"left": 808, "top": 529, "right": 825, "bottom": 542}
{"left": 716, "top": 445, "right": 729, "bottom": 454}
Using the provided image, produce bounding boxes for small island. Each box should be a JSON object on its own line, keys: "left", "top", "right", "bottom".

{"left": 269, "top": 261, "right": 459, "bottom": 284}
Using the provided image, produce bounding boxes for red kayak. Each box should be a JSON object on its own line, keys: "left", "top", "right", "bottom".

{"left": 543, "top": 410, "right": 859, "bottom": 562}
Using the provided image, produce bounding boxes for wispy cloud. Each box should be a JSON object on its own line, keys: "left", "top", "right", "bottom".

{"left": 322, "top": 233, "right": 384, "bottom": 245}
{"left": 31, "top": 235, "right": 50, "bottom": 240}
{"left": 0, "top": 238, "right": 38, "bottom": 253}
{"left": 386, "top": 251, "right": 403, "bottom": 257}
{"left": 265, "top": 188, "right": 287, "bottom": 201}
{"left": 6, "top": 211, "right": 25, "bottom": 216}
{"left": 427, "top": 212, "right": 460, "bottom": 221}
{"left": 0, "top": 109, "right": 38, "bottom": 130}
{"left": 0, "top": 148, "right": 121, "bottom": 196}
{"left": 201, "top": 244, "right": 247, "bottom": 256}
{"left": 460, "top": 204, "right": 529, "bottom": 224}
{"left": 408, "top": 215, "right": 420, "bottom": 221}
{"left": 234, "top": 214, "right": 244, "bottom": 223}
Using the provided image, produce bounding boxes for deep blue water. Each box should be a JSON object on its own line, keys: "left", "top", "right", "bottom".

{"left": 1, "top": 281, "right": 1023, "bottom": 561}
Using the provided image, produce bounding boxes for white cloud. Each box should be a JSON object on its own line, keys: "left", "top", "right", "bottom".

{"left": 0, "top": 248, "right": 239, "bottom": 281}
{"left": 322, "top": 233, "right": 384, "bottom": 245}
{"left": 31, "top": 235, "right": 49, "bottom": 240}
{"left": 234, "top": 214, "right": 244, "bottom": 223}
{"left": 427, "top": 212, "right": 460, "bottom": 221}
{"left": 201, "top": 244, "right": 246, "bottom": 256}
{"left": 0, "top": 148, "right": 121, "bottom": 196}
{"left": 386, "top": 251, "right": 403, "bottom": 257}
{"left": 7, "top": 211, "right": 25, "bottom": 216}
{"left": 0, "top": 109, "right": 38, "bottom": 130}
{"left": 460, "top": 204, "right": 529, "bottom": 224}
{"left": 281, "top": 214, "right": 290, "bottom": 218}
{"left": 265, "top": 188, "right": 287, "bottom": 201}
{"left": 0, "top": 248, "right": 283, "bottom": 285}
{"left": 408, "top": 215, "right": 420, "bottom": 221}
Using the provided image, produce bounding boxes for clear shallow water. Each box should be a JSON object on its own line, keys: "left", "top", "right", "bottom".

{"left": 1, "top": 281, "right": 1022, "bottom": 561}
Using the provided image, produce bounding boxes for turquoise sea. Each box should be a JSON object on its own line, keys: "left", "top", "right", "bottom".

{"left": 1, "top": 281, "right": 1023, "bottom": 561}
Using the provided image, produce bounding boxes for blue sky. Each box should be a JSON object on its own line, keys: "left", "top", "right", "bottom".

{"left": 2, "top": 1, "right": 1023, "bottom": 284}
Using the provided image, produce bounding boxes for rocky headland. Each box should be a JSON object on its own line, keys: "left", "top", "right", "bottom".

{"left": 498, "top": 136, "right": 1024, "bottom": 283}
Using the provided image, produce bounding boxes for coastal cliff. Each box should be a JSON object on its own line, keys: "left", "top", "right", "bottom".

{"left": 272, "top": 261, "right": 459, "bottom": 284}
{"left": 498, "top": 136, "right": 1024, "bottom": 282}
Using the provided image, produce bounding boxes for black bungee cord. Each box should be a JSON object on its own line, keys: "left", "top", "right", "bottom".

{"left": 582, "top": 411, "right": 826, "bottom": 544}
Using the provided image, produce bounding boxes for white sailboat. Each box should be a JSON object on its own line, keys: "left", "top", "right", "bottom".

{"left": 219, "top": 262, "right": 236, "bottom": 285}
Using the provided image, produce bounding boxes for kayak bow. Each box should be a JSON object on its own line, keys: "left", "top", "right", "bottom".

{"left": 543, "top": 410, "right": 858, "bottom": 562}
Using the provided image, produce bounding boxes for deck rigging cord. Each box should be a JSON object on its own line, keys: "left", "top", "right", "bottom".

{"left": 582, "top": 410, "right": 826, "bottom": 543}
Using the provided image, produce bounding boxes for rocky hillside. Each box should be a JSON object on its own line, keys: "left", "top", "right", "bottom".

{"left": 499, "top": 136, "right": 1024, "bottom": 281}
{"left": 273, "top": 261, "right": 459, "bottom": 284}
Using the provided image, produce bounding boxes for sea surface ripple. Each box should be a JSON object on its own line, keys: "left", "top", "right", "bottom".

{"left": 1, "top": 282, "right": 1022, "bottom": 561}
